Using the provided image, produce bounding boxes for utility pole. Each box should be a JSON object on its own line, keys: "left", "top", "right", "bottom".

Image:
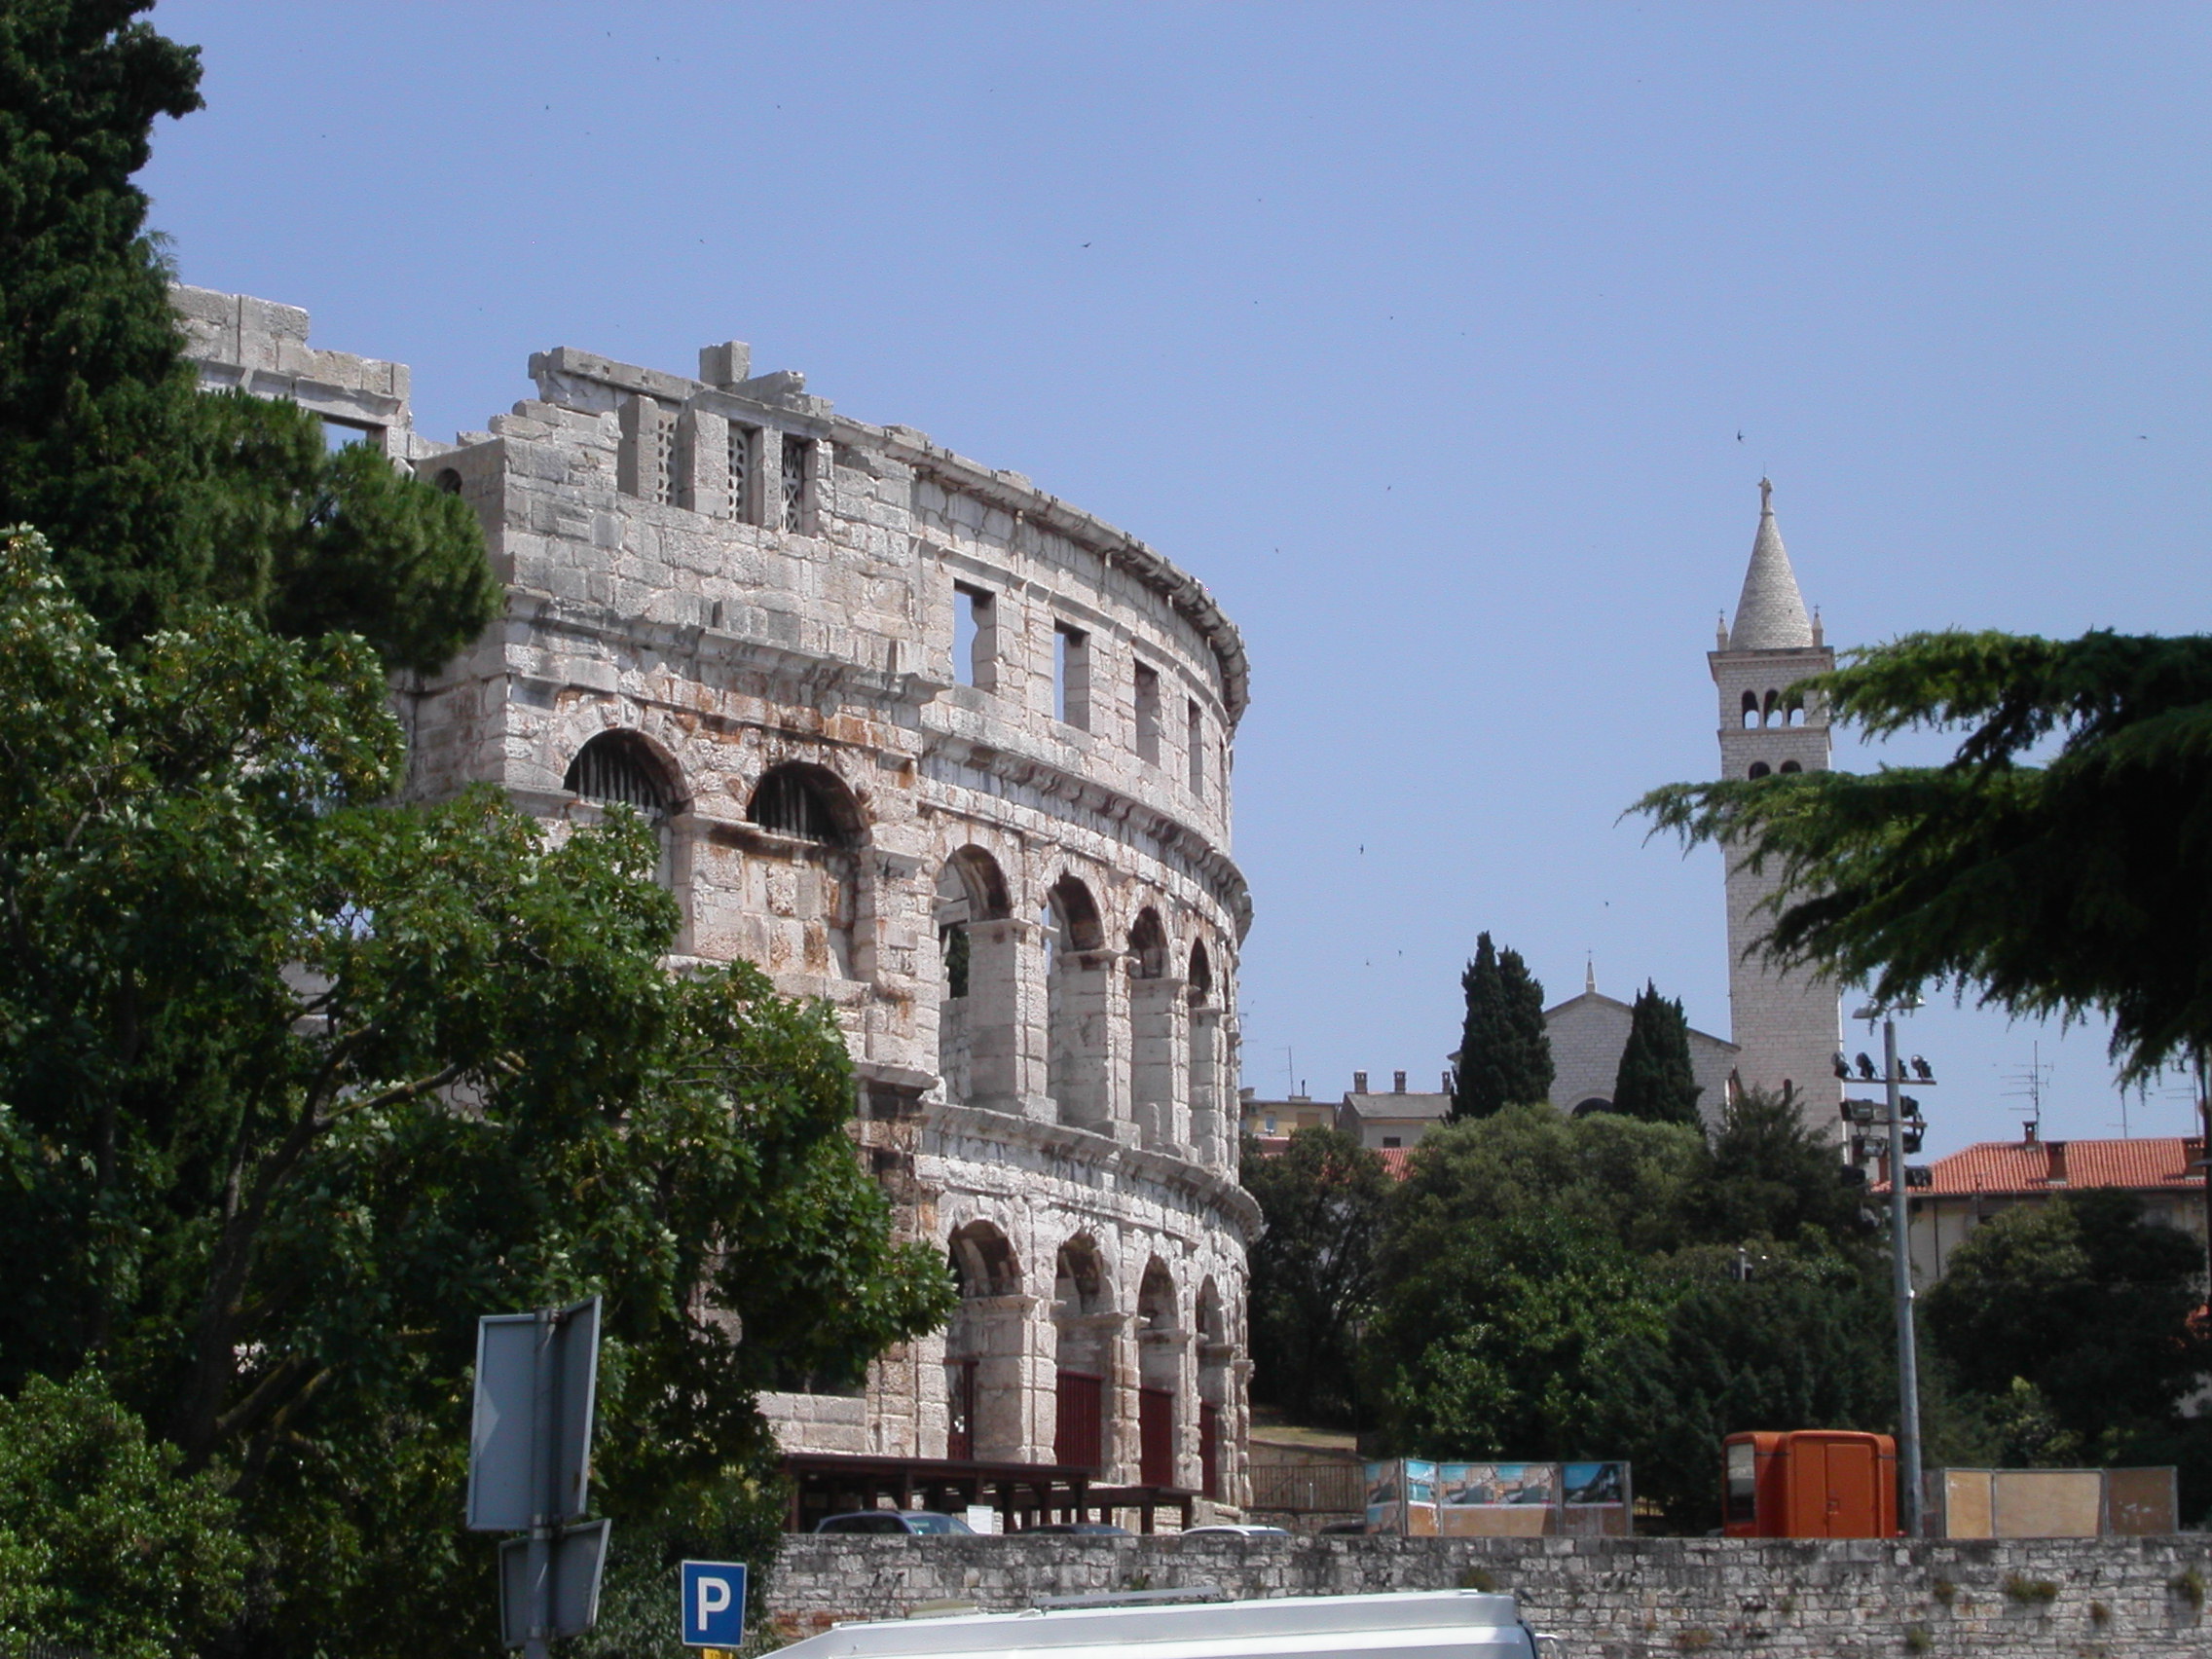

{"left": 1882, "top": 1013, "right": 1924, "bottom": 1538}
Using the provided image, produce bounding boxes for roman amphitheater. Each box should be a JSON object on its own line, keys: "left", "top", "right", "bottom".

{"left": 175, "top": 288, "right": 1257, "bottom": 1519}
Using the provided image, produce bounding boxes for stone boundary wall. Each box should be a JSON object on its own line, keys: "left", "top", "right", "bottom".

{"left": 768, "top": 1533, "right": 2212, "bottom": 1657}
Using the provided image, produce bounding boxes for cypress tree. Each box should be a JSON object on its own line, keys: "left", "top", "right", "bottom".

{"left": 1610, "top": 979, "right": 1704, "bottom": 1127}
{"left": 1451, "top": 931, "right": 1554, "bottom": 1118}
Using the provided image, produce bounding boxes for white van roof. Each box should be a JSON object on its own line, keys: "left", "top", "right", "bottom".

{"left": 773, "top": 1591, "right": 1534, "bottom": 1659}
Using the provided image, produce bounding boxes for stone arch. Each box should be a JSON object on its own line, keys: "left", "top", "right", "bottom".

{"left": 937, "top": 847, "right": 1019, "bottom": 1108}
{"left": 1779, "top": 759, "right": 1802, "bottom": 775}
{"left": 1761, "top": 688, "right": 1780, "bottom": 725}
{"left": 1740, "top": 690, "right": 1759, "bottom": 729}
{"left": 738, "top": 759, "right": 865, "bottom": 982}
{"left": 1045, "top": 875, "right": 1111, "bottom": 1131}
{"left": 1748, "top": 761, "right": 1771, "bottom": 780}
{"left": 565, "top": 727, "right": 682, "bottom": 822}
{"left": 1571, "top": 1096, "right": 1613, "bottom": 1117}
{"left": 1127, "top": 906, "right": 1180, "bottom": 1151}
{"left": 747, "top": 759, "right": 863, "bottom": 847}
{"left": 944, "top": 1219, "right": 1026, "bottom": 1461}
{"left": 1135, "top": 1258, "right": 1183, "bottom": 1487}
{"left": 1127, "top": 908, "right": 1168, "bottom": 979}
{"left": 1051, "top": 1235, "right": 1115, "bottom": 1472}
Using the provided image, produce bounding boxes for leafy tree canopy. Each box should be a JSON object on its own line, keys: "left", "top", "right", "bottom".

{"left": 0, "top": 1, "right": 497, "bottom": 668}
{"left": 0, "top": 530, "right": 955, "bottom": 1651}
{"left": 1924, "top": 1188, "right": 2211, "bottom": 1453}
{"left": 1451, "top": 932, "right": 1554, "bottom": 1119}
{"left": 1607, "top": 979, "right": 1703, "bottom": 1128}
{"left": 1242, "top": 1127, "right": 1392, "bottom": 1426}
{"left": 1638, "top": 629, "right": 2212, "bottom": 1081}
{"left": 0, "top": 1371, "right": 246, "bottom": 1659}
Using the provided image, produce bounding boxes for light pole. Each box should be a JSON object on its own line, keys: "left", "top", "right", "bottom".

{"left": 1855, "top": 999, "right": 1924, "bottom": 1538}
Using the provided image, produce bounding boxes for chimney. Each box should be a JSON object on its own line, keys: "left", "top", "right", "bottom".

{"left": 2046, "top": 1140, "right": 2069, "bottom": 1186}
{"left": 2023, "top": 1120, "right": 2038, "bottom": 1145}
{"left": 1352, "top": 1071, "right": 1369, "bottom": 1095}
{"left": 1443, "top": 1071, "right": 1455, "bottom": 1094}
{"left": 1393, "top": 1070, "right": 1407, "bottom": 1093}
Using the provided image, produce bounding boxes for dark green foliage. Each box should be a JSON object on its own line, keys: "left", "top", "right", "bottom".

{"left": 1243, "top": 1127, "right": 1391, "bottom": 1426}
{"left": 1677, "top": 1087, "right": 1866, "bottom": 1246}
{"left": 1365, "top": 1104, "right": 1899, "bottom": 1530}
{"left": 1925, "top": 1189, "right": 2211, "bottom": 1453}
{"left": 0, "top": 4, "right": 496, "bottom": 668}
{"left": 1607, "top": 980, "right": 1703, "bottom": 1127}
{"left": 0, "top": 1370, "right": 247, "bottom": 1659}
{"left": 1638, "top": 628, "right": 2212, "bottom": 1082}
{"left": 1451, "top": 932, "right": 1554, "bottom": 1119}
{"left": 0, "top": 532, "right": 955, "bottom": 1652}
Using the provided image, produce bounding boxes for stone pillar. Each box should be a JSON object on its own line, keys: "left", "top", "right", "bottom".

{"left": 1189, "top": 1005, "right": 1224, "bottom": 1166}
{"left": 1128, "top": 977, "right": 1188, "bottom": 1152}
{"left": 964, "top": 916, "right": 1042, "bottom": 1114}
{"left": 951, "top": 1292, "right": 1036, "bottom": 1463}
{"left": 676, "top": 405, "right": 729, "bottom": 518}
{"left": 616, "top": 393, "right": 671, "bottom": 502}
{"left": 1049, "top": 948, "right": 1120, "bottom": 1135}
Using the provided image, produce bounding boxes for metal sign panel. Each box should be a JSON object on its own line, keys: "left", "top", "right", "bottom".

{"left": 498, "top": 1520, "right": 611, "bottom": 1646}
{"left": 680, "top": 1560, "right": 749, "bottom": 1648}
{"left": 467, "top": 1297, "right": 602, "bottom": 1531}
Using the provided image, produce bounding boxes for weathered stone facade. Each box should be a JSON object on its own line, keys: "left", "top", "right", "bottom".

{"left": 770, "top": 1533, "right": 2212, "bottom": 1658}
{"left": 177, "top": 290, "right": 1257, "bottom": 1505}
{"left": 1544, "top": 970, "right": 1739, "bottom": 1129}
{"left": 1711, "top": 482, "right": 1843, "bottom": 1129}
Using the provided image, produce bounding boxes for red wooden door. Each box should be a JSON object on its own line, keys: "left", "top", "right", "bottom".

{"left": 1198, "top": 1402, "right": 1220, "bottom": 1498}
{"left": 1139, "top": 1386, "right": 1173, "bottom": 1487}
{"left": 1055, "top": 1371, "right": 1103, "bottom": 1472}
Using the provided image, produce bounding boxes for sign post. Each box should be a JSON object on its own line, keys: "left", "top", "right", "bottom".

{"left": 468, "top": 1297, "right": 608, "bottom": 1654}
{"left": 680, "top": 1560, "right": 750, "bottom": 1652}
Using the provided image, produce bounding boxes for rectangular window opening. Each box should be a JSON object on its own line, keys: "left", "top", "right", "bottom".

{"left": 321, "top": 416, "right": 380, "bottom": 453}
{"left": 726, "top": 424, "right": 756, "bottom": 523}
{"left": 780, "top": 434, "right": 809, "bottom": 533}
{"left": 1133, "top": 663, "right": 1161, "bottom": 764}
{"left": 1186, "top": 699, "right": 1205, "bottom": 798}
{"left": 954, "top": 583, "right": 996, "bottom": 690}
{"left": 1054, "top": 623, "right": 1090, "bottom": 731}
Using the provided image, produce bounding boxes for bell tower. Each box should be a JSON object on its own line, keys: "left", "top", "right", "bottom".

{"left": 1709, "top": 479, "right": 1841, "bottom": 1125}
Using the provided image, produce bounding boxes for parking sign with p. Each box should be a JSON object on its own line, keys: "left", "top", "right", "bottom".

{"left": 680, "top": 1561, "right": 748, "bottom": 1649}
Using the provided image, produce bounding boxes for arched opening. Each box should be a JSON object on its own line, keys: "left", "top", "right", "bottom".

{"left": 747, "top": 761, "right": 857, "bottom": 847}
{"left": 739, "top": 761, "right": 862, "bottom": 981}
{"left": 1786, "top": 694, "right": 1805, "bottom": 727}
{"left": 1779, "top": 759, "right": 1803, "bottom": 775}
{"left": 565, "top": 730, "right": 682, "bottom": 890}
{"left": 1748, "top": 761, "right": 1772, "bottom": 780}
{"left": 1136, "top": 1259, "right": 1183, "bottom": 1488}
{"left": 1127, "top": 908, "right": 1179, "bottom": 1151}
{"left": 565, "top": 729, "right": 678, "bottom": 822}
{"left": 433, "top": 466, "right": 463, "bottom": 496}
{"left": 936, "top": 848, "right": 1016, "bottom": 1108}
{"left": 1571, "top": 1096, "right": 1614, "bottom": 1118}
{"left": 1045, "top": 877, "right": 1111, "bottom": 1132}
{"left": 944, "top": 1221, "right": 1025, "bottom": 1462}
{"left": 1195, "top": 1278, "right": 1231, "bottom": 1500}
{"left": 1740, "top": 690, "right": 1759, "bottom": 729}
{"left": 1052, "top": 1236, "right": 1113, "bottom": 1473}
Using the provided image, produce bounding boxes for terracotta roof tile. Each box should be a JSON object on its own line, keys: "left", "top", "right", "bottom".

{"left": 1912, "top": 1135, "right": 2205, "bottom": 1198}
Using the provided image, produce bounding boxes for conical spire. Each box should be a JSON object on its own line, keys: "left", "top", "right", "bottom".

{"left": 1727, "top": 478, "right": 1815, "bottom": 651}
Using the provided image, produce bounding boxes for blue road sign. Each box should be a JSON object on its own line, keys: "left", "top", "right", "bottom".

{"left": 680, "top": 1561, "right": 748, "bottom": 1648}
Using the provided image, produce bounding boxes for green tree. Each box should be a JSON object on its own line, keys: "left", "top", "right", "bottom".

{"left": 0, "top": 1371, "right": 246, "bottom": 1659}
{"left": 1607, "top": 980, "right": 1703, "bottom": 1127}
{"left": 1242, "top": 1127, "right": 1391, "bottom": 1426}
{"left": 1924, "top": 1190, "right": 2210, "bottom": 1454}
{"left": 0, "top": 531, "right": 954, "bottom": 1651}
{"left": 0, "top": 2, "right": 496, "bottom": 667}
{"left": 1637, "top": 629, "right": 2212, "bottom": 1082}
{"left": 1677, "top": 1087, "right": 1866, "bottom": 1248}
{"left": 1450, "top": 932, "right": 1554, "bottom": 1119}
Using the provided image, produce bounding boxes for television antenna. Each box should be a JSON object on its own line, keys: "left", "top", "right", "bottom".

{"left": 2003, "top": 1043, "right": 2051, "bottom": 1138}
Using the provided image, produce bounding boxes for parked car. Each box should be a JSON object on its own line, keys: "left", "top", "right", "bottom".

{"left": 815, "top": 1510, "right": 976, "bottom": 1534}
{"left": 1026, "top": 1522, "right": 1131, "bottom": 1534}
{"left": 1181, "top": 1524, "right": 1291, "bottom": 1536}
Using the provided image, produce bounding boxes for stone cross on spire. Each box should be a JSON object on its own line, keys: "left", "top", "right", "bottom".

{"left": 1727, "top": 478, "right": 1814, "bottom": 650}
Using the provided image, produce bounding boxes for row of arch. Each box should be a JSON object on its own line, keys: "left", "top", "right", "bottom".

{"left": 1739, "top": 688, "right": 1809, "bottom": 729}
{"left": 1747, "top": 759, "right": 1804, "bottom": 780}
{"left": 936, "top": 844, "right": 1231, "bottom": 1162}
{"left": 565, "top": 728, "right": 860, "bottom": 846}
{"left": 944, "top": 1220, "right": 1233, "bottom": 1493}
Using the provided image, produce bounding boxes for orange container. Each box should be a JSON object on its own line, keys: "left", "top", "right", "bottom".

{"left": 1722, "top": 1430, "right": 1898, "bottom": 1538}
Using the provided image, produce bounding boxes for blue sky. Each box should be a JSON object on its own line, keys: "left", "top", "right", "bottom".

{"left": 141, "top": 2, "right": 2212, "bottom": 1155}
